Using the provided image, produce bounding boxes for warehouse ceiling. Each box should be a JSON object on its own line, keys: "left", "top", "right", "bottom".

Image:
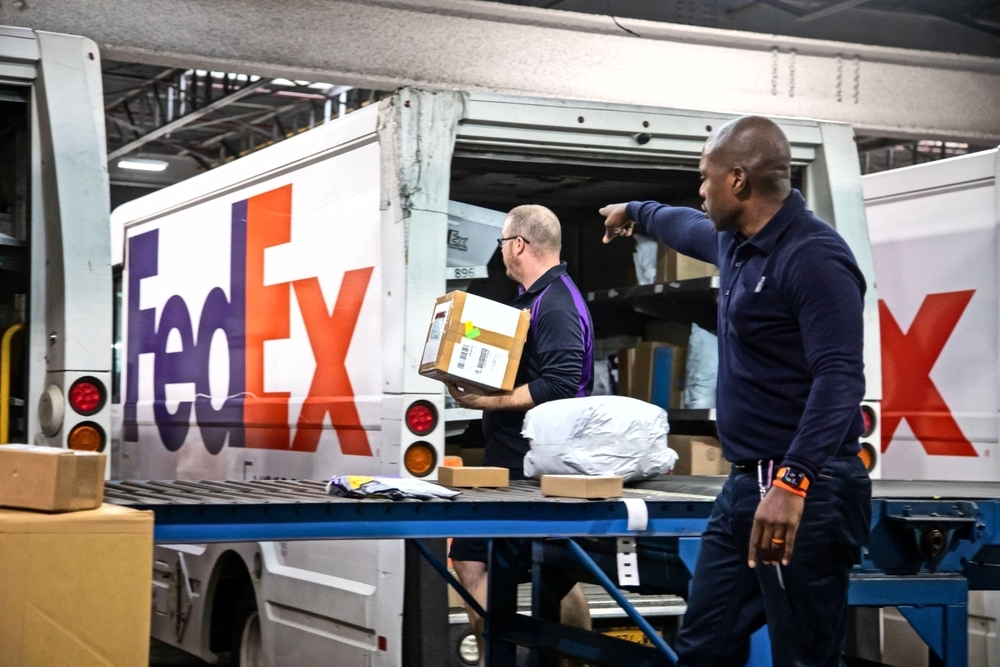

{"left": 103, "top": 0, "right": 1000, "bottom": 203}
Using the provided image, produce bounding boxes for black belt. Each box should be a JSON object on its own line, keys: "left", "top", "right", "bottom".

{"left": 733, "top": 459, "right": 782, "bottom": 472}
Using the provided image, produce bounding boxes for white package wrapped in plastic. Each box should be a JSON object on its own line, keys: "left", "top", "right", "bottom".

{"left": 521, "top": 396, "right": 677, "bottom": 482}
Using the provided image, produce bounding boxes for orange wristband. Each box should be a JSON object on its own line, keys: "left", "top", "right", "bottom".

{"left": 772, "top": 478, "right": 807, "bottom": 498}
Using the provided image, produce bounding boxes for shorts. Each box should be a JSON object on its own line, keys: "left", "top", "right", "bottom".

{"left": 449, "top": 467, "right": 528, "bottom": 565}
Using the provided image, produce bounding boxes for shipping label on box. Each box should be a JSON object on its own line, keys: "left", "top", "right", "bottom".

{"left": 419, "top": 291, "right": 530, "bottom": 392}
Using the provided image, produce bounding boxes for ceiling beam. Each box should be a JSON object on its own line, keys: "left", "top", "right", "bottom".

{"left": 5, "top": 0, "right": 1000, "bottom": 142}
{"left": 107, "top": 77, "right": 270, "bottom": 160}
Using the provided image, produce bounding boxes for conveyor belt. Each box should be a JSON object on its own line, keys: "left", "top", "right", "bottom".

{"left": 104, "top": 479, "right": 716, "bottom": 543}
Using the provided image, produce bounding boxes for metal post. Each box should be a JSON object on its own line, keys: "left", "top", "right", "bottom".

{"left": 562, "top": 539, "right": 679, "bottom": 665}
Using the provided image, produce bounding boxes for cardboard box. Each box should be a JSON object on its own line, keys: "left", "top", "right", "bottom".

{"left": 540, "top": 475, "right": 624, "bottom": 499}
{"left": 0, "top": 445, "right": 105, "bottom": 512}
{"left": 0, "top": 504, "right": 154, "bottom": 667}
{"left": 670, "top": 435, "right": 730, "bottom": 476}
{"left": 617, "top": 348, "right": 635, "bottom": 397}
{"left": 657, "top": 242, "right": 719, "bottom": 283}
{"left": 438, "top": 466, "right": 509, "bottom": 488}
{"left": 419, "top": 291, "right": 530, "bottom": 392}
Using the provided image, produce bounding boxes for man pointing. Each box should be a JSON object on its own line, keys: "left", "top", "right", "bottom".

{"left": 601, "top": 116, "right": 871, "bottom": 667}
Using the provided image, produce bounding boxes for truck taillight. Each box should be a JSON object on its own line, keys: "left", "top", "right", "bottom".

{"left": 68, "top": 377, "right": 105, "bottom": 416}
{"left": 68, "top": 422, "right": 104, "bottom": 452}
{"left": 861, "top": 405, "right": 876, "bottom": 438}
{"left": 405, "top": 401, "right": 437, "bottom": 436}
{"left": 859, "top": 442, "right": 877, "bottom": 472}
{"left": 404, "top": 442, "right": 436, "bottom": 477}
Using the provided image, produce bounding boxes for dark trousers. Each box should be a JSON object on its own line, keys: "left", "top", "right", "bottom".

{"left": 676, "top": 456, "right": 872, "bottom": 667}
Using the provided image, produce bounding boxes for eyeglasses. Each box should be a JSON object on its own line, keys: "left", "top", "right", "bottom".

{"left": 497, "top": 236, "right": 530, "bottom": 249}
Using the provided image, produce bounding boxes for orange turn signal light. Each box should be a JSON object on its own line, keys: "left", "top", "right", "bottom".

{"left": 858, "top": 442, "right": 876, "bottom": 472}
{"left": 68, "top": 422, "right": 104, "bottom": 452}
{"left": 404, "top": 442, "right": 436, "bottom": 477}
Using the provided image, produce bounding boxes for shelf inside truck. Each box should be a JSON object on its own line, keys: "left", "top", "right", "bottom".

{"left": 585, "top": 277, "right": 719, "bottom": 336}
{"left": 667, "top": 409, "right": 717, "bottom": 437}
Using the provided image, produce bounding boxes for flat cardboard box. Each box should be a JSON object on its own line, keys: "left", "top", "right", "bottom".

{"left": 670, "top": 435, "right": 730, "bottom": 476}
{"left": 541, "top": 475, "right": 624, "bottom": 499}
{"left": 657, "top": 243, "right": 719, "bottom": 283}
{"left": 0, "top": 504, "right": 154, "bottom": 667}
{"left": 438, "top": 466, "right": 509, "bottom": 488}
{"left": 0, "top": 444, "right": 105, "bottom": 512}
{"left": 419, "top": 291, "right": 530, "bottom": 392}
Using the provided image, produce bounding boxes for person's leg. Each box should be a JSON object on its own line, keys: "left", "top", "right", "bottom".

{"left": 451, "top": 537, "right": 491, "bottom": 667}
{"left": 559, "top": 583, "right": 592, "bottom": 630}
{"left": 757, "top": 456, "right": 872, "bottom": 667}
{"left": 453, "top": 558, "right": 489, "bottom": 667}
{"left": 676, "top": 473, "right": 767, "bottom": 667}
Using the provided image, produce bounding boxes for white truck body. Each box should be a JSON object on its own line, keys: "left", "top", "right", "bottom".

{"left": 865, "top": 148, "right": 1000, "bottom": 666}
{"left": 112, "top": 88, "right": 881, "bottom": 666}
{"left": 0, "top": 27, "right": 112, "bottom": 452}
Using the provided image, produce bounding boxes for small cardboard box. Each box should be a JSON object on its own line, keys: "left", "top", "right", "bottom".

{"left": 0, "top": 445, "right": 105, "bottom": 512}
{"left": 419, "top": 291, "right": 531, "bottom": 392}
{"left": 541, "top": 475, "right": 624, "bottom": 499}
{"left": 0, "top": 504, "right": 153, "bottom": 667}
{"left": 657, "top": 243, "right": 719, "bottom": 282}
{"left": 670, "top": 435, "right": 730, "bottom": 476}
{"left": 438, "top": 466, "right": 509, "bottom": 488}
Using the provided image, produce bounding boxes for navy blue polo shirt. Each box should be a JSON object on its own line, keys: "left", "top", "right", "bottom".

{"left": 626, "top": 190, "right": 866, "bottom": 483}
{"left": 482, "top": 262, "right": 595, "bottom": 471}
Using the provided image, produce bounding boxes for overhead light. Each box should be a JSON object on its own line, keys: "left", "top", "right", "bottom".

{"left": 117, "top": 158, "right": 169, "bottom": 172}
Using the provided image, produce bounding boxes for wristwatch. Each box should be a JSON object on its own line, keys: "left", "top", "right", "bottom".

{"left": 772, "top": 466, "right": 810, "bottom": 498}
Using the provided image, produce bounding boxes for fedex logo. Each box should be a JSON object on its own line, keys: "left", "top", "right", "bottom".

{"left": 124, "top": 184, "right": 374, "bottom": 456}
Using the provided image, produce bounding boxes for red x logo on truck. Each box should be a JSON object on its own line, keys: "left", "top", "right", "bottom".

{"left": 880, "top": 291, "right": 977, "bottom": 457}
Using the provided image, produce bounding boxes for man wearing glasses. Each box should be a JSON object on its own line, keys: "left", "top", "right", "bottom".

{"left": 445, "top": 204, "right": 595, "bottom": 666}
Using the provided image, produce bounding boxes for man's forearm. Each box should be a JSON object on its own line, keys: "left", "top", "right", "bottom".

{"left": 481, "top": 384, "right": 535, "bottom": 411}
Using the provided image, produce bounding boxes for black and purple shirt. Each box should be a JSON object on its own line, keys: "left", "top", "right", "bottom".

{"left": 482, "top": 262, "right": 594, "bottom": 471}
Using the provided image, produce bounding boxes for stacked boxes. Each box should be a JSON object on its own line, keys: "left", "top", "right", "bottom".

{"left": 617, "top": 341, "right": 687, "bottom": 409}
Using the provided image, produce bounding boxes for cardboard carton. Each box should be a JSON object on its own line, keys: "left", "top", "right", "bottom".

{"left": 617, "top": 348, "right": 636, "bottom": 397}
{"left": 0, "top": 504, "right": 154, "bottom": 667}
{"left": 419, "top": 291, "right": 530, "bottom": 392}
{"left": 0, "top": 445, "right": 105, "bottom": 512}
{"left": 438, "top": 466, "right": 509, "bottom": 488}
{"left": 657, "top": 243, "right": 719, "bottom": 282}
{"left": 670, "top": 435, "right": 730, "bottom": 476}
{"left": 540, "top": 475, "right": 624, "bottom": 499}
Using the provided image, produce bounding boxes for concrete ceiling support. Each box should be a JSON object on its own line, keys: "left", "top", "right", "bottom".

{"left": 3, "top": 0, "right": 1000, "bottom": 142}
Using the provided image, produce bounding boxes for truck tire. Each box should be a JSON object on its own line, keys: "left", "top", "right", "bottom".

{"left": 231, "top": 586, "right": 263, "bottom": 667}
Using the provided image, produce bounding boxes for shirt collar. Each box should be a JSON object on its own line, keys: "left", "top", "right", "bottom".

{"left": 740, "top": 189, "right": 805, "bottom": 255}
{"left": 519, "top": 262, "right": 568, "bottom": 296}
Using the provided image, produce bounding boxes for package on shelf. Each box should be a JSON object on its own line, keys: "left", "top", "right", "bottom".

{"left": 617, "top": 341, "right": 687, "bottom": 409}
{"left": 670, "top": 435, "right": 730, "bottom": 476}
{"left": 657, "top": 241, "right": 719, "bottom": 283}
{"left": 0, "top": 444, "right": 105, "bottom": 512}
{"left": 419, "top": 291, "right": 530, "bottom": 392}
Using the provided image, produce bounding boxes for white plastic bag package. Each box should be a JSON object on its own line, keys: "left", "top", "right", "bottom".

{"left": 521, "top": 396, "right": 677, "bottom": 482}
{"left": 632, "top": 236, "right": 659, "bottom": 286}
{"left": 682, "top": 323, "right": 718, "bottom": 409}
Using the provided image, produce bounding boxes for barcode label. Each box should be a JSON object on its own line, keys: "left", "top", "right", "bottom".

{"left": 457, "top": 343, "right": 472, "bottom": 370}
{"left": 447, "top": 339, "right": 511, "bottom": 389}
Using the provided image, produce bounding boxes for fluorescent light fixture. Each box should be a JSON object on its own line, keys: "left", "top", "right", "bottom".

{"left": 271, "top": 78, "right": 296, "bottom": 86}
{"left": 117, "top": 158, "right": 169, "bottom": 172}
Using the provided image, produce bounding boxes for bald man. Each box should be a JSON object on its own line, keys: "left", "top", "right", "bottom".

{"left": 602, "top": 116, "right": 871, "bottom": 667}
{"left": 446, "top": 205, "right": 594, "bottom": 666}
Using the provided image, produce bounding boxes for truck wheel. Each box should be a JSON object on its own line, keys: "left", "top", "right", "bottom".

{"left": 231, "top": 587, "right": 264, "bottom": 667}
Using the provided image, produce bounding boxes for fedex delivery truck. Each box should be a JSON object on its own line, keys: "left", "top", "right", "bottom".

{"left": 865, "top": 148, "right": 1000, "bottom": 666}
{"left": 111, "top": 88, "right": 881, "bottom": 666}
